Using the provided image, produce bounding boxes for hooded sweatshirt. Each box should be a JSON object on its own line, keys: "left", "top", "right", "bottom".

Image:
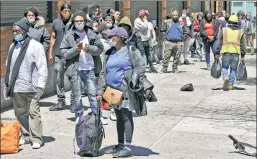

{"left": 119, "top": 16, "right": 137, "bottom": 46}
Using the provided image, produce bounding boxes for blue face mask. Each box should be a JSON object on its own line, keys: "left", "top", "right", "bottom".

{"left": 14, "top": 34, "right": 23, "bottom": 42}
{"left": 108, "top": 38, "right": 116, "bottom": 47}
{"left": 75, "top": 23, "right": 84, "bottom": 30}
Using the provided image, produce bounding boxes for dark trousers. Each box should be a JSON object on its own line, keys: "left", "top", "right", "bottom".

{"left": 115, "top": 108, "right": 134, "bottom": 144}
{"left": 137, "top": 40, "right": 152, "bottom": 66}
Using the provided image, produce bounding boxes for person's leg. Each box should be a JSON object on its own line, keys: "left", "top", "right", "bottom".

{"left": 85, "top": 70, "right": 98, "bottom": 113}
{"left": 172, "top": 44, "right": 182, "bottom": 73}
{"left": 203, "top": 40, "right": 211, "bottom": 69}
{"left": 161, "top": 41, "right": 173, "bottom": 73}
{"left": 112, "top": 108, "right": 133, "bottom": 157}
{"left": 183, "top": 38, "right": 192, "bottom": 64}
{"left": 50, "top": 57, "right": 66, "bottom": 111}
{"left": 69, "top": 71, "right": 83, "bottom": 117}
{"left": 250, "top": 34, "right": 254, "bottom": 54}
{"left": 28, "top": 91, "right": 43, "bottom": 147}
{"left": 13, "top": 93, "right": 30, "bottom": 144}
{"left": 145, "top": 41, "right": 158, "bottom": 73}
{"left": 137, "top": 41, "right": 147, "bottom": 65}
{"left": 222, "top": 54, "right": 230, "bottom": 91}
{"left": 195, "top": 35, "right": 203, "bottom": 60}
{"left": 228, "top": 54, "right": 240, "bottom": 88}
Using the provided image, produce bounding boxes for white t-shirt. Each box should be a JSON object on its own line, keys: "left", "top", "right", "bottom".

{"left": 78, "top": 35, "right": 94, "bottom": 71}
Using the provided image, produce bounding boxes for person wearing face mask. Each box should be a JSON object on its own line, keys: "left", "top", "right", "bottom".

{"left": 200, "top": 11, "right": 220, "bottom": 70}
{"left": 96, "top": 27, "right": 145, "bottom": 158}
{"left": 48, "top": 3, "right": 74, "bottom": 112}
{"left": 103, "top": 14, "right": 115, "bottom": 30}
{"left": 179, "top": 10, "right": 194, "bottom": 65}
{"left": 5, "top": 19, "right": 48, "bottom": 149}
{"left": 160, "top": 9, "right": 187, "bottom": 73}
{"left": 134, "top": 9, "right": 158, "bottom": 73}
{"left": 24, "top": 7, "right": 50, "bottom": 55}
{"left": 60, "top": 11, "right": 104, "bottom": 121}
{"left": 238, "top": 12, "right": 246, "bottom": 29}
{"left": 242, "top": 12, "right": 255, "bottom": 55}
{"left": 193, "top": 12, "right": 204, "bottom": 61}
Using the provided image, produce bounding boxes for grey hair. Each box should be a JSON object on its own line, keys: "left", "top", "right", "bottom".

{"left": 172, "top": 10, "right": 179, "bottom": 15}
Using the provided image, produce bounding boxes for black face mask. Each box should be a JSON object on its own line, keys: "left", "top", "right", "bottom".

{"left": 225, "top": 17, "right": 229, "bottom": 21}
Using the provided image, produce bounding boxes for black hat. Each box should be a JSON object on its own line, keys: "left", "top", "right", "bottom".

{"left": 13, "top": 19, "right": 30, "bottom": 32}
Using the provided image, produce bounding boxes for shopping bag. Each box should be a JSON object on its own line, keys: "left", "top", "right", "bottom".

{"left": 211, "top": 59, "right": 222, "bottom": 78}
{"left": 0, "top": 121, "right": 21, "bottom": 154}
{"left": 236, "top": 61, "right": 247, "bottom": 81}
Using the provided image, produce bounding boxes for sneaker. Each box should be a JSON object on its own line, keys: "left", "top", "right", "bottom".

{"left": 100, "top": 117, "right": 108, "bottom": 125}
{"left": 105, "top": 145, "right": 122, "bottom": 154}
{"left": 49, "top": 104, "right": 66, "bottom": 111}
{"left": 159, "top": 68, "right": 168, "bottom": 74}
{"left": 19, "top": 138, "right": 30, "bottom": 146}
{"left": 112, "top": 146, "right": 132, "bottom": 158}
{"left": 223, "top": 78, "right": 229, "bottom": 91}
{"left": 76, "top": 117, "right": 80, "bottom": 124}
{"left": 207, "top": 64, "right": 211, "bottom": 71}
{"left": 110, "top": 109, "right": 117, "bottom": 121}
{"left": 172, "top": 67, "right": 178, "bottom": 73}
{"left": 32, "top": 143, "right": 41, "bottom": 149}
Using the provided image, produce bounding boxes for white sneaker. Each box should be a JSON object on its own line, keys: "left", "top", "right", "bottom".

{"left": 32, "top": 143, "right": 41, "bottom": 149}
{"left": 76, "top": 117, "right": 80, "bottom": 124}
{"left": 110, "top": 109, "right": 117, "bottom": 121}
{"left": 19, "top": 138, "right": 30, "bottom": 146}
{"left": 100, "top": 117, "right": 108, "bottom": 125}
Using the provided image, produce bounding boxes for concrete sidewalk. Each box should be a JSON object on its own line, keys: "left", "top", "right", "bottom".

{"left": 1, "top": 54, "right": 256, "bottom": 159}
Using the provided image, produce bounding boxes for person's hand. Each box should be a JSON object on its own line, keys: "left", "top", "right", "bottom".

{"left": 76, "top": 42, "right": 83, "bottom": 52}
{"left": 48, "top": 52, "right": 54, "bottom": 64}
{"left": 83, "top": 45, "right": 89, "bottom": 52}
{"left": 241, "top": 56, "right": 245, "bottom": 61}
{"left": 215, "top": 54, "right": 220, "bottom": 60}
{"left": 96, "top": 95, "right": 102, "bottom": 101}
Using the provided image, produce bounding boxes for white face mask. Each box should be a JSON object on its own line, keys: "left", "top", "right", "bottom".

{"left": 182, "top": 14, "right": 186, "bottom": 18}
{"left": 93, "top": 27, "right": 98, "bottom": 32}
{"left": 106, "top": 23, "right": 112, "bottom": 29}
{"left": 28, "top": 18, "right": 35, "bottom": 23}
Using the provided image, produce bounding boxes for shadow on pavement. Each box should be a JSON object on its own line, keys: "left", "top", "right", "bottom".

{"left": 43, "top": 136, "right": 55, "bottom": 144}
{"left": 200, "top": 68, "right": 208, "bottom": 70}
{"left": 99, "top": 145, "right": 159, "bottom": 157}
{"left": 212, "top": 87, "right": 246, "bottom": 90}
{"left": 39, "top": 102, "right": 56, "bottom": 107}
{"left": 237, "top": 77, "right": 257, "bottom": 86}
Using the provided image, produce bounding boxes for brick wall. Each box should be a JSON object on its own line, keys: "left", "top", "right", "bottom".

{"left": 0, "top": 24, "right": 52, "bottom": 77}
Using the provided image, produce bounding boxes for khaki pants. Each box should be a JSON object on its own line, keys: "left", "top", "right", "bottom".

{"left": 163, "top": 41, "right": 182, "bottom": 69}
{"left": 13, "top": 92, "right": 43, "bottom": 144}
{"left": 244, "top": 34, "right": 254, "bottom": 54}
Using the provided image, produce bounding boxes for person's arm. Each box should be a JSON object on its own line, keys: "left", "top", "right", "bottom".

{"left": 87, "top": 35, "right": 104, "bottom": 56}
{"left": 240, "top": 33, "right": 247, "bottom": 58}
{"left": 134, "top": 18, "right": 148, "bottom": 31}
{"left": 214, "top": 20, "right": 220, "bottom": 39}
{"left": 200, "top": 21, "right": 208, "bottom": 38}
{"left": 48, "top": 21, "right": 57, "bottom": 62}
{"left": 216, "top": 28, "right": 223, "bottom": 55}
{"left": 42, "top": 27, "right": 50, "bottom": 55}
{"left": 34, "top": 43, "right": 48, "bottom": 89}
{"left": 60, "top": 34, "right": 80, "bottom": 59}
{"left": 151, "top": 27, "right": 156, "bottom": 41}
{"left": 96, "top": 55, "right": 107, "bottom": 96}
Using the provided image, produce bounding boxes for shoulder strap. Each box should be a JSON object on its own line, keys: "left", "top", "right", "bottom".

{"left": 5, "top": 43, "right": 16, "bottom": 86}
{"left": 127, "top": 45, "right": 136, "bottom": 69}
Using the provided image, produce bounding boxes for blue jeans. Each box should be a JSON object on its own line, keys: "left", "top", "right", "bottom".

{"left": 78, "top": 70, "right": 98, "bottom": 113}
{"left": 222, "top": 54, "right": 239, "bottom": 86}
{"left": 202, "top": 40, "right": 216, "bottom": 64}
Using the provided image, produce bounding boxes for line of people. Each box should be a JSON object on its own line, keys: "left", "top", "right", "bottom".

{"left": 4, "top": 3, "right": 254, "bottom": 157}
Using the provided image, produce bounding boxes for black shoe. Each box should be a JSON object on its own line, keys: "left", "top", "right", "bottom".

{"left": 150, "top": 66, "right": 158, "bottom": 73}
{"left": 49, "top": 104, "right": 66, "bottom": 111}
{"left": 112, "top": 146, "right": 132, "bottom": 158}
{"left": 105, "top": 145, "right": 123, "bottom": 154}
{"left": 160, "top": 68, "right": 168, "bottom": 74}
{"left": 184, "top": 59, "right": 191, "bottom": 65}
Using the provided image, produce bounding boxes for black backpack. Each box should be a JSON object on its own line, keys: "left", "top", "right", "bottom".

{"left": 74, "top": 101, "right": 105, "bottom": 157}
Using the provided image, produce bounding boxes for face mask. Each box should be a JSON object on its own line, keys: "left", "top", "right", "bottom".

{"left": 28, "top": 18, "right": 35, "bottom": 24}
{"left": 14, "top": 34, "right": 23, "bottom": 42}
{"left": 182, "top": 14, "right": 186, "bottom": 18}
{"left": 75, "top": 23, "right": 84, "bottom": 30}
{"left": 106, "top": 23, "right": 112, "bottom": 29}
{"left": 198, "top": 16, "right": 202, "bottom": 20}
{"left": 247, "top": 16, "right": 251, "bottom": 20}
{"left": 108, "top": 38, "right": 116, "bottom": 47}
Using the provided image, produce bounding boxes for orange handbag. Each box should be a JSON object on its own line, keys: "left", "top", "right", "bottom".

{"left": 103, "top": 86, "right": 123, "bottom": 105}
{"left": 0, "top": 121, "right": 21, "bottom": 154}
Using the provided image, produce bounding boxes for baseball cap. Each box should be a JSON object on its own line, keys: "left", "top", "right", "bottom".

{"left": 106, "top": 27, "right": 128, "bottom": 38}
